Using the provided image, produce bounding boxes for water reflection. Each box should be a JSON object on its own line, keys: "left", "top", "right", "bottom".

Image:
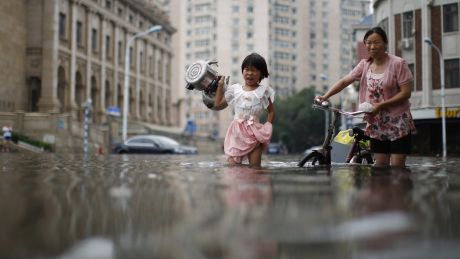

{"left": 0, "top": 154, "right": 459, "bottom": 258}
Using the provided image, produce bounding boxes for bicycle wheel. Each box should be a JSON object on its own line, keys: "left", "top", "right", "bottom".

{"left": 298, "top": 152, "right": 324, "bottom": 167}
{"left": 352, "top": 153, "right": 374, "bottom": 164}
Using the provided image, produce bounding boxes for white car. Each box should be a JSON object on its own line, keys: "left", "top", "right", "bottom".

{"left": 113, "top": 135, "right": 198, "bottom": 154}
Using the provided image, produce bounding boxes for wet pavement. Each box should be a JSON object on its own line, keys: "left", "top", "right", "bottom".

{"left": 0, "top": 153, "right": 459, "bottom": 259}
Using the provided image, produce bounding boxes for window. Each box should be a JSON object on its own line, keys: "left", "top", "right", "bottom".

{"left": 105, "top": 35, "right": 111, "bottom": 58}
{"left": 76, "top": 21, "right": 83, "bottom": 46}
{"left": 443, "top": 3, "right": 459, "bottom": 32}
{"left": 149, "top": 56, "right": 154, "bottom": 75}
{"left": 445, "top": 58, "right": 459, "bottom": 89}
{"left": 129, "top": 46, "right": 134, "bottom": 66}
{"left": 140, "top": 51, "right": 144, "bottom": 72}
{"left": 59, "top": 13, "right": 66, "bottom": 39}
{"left": 118, "top": 41, "right": 123, "bottom": 64}
{"left": 91, "top": 28, "right": 98, "bottom": 52}
{"left": 403, "top": 11, "right": 414, "bottom": 38}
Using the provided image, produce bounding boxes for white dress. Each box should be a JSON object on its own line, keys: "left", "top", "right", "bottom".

{"left": 223, "top": 83, "right": 275, "bottom": 163}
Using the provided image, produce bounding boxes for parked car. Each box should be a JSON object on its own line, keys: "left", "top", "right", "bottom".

{"left": 112, "top": 135, "right": 198, "bottom": 154}
{"left": 266, "top": 142, "right": 288, "bottom": 155}
{"left": 303, "top": 145, "right": 322, "bottom": 155}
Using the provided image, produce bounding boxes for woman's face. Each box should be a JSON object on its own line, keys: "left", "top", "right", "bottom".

{"left": 243, "top": 65, "right": 262, "bottom": 87}
{"left": 365, "top": 33, "right": 387, "bottom": 58}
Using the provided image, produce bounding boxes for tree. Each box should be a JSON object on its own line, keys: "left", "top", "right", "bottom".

{"left": 270, "top": 88, "right": 326, "bottom": 153}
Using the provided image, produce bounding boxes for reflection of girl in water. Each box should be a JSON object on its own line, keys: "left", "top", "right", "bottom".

{"left": 222, "top": 166, "right": 278, "bottom": 258}
{"left": 223, "top": 166, "right": 273, "bottom": 207}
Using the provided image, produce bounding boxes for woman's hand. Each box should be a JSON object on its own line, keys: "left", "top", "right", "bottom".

{"left": 314, "top": 95, "right": 328, "bottom": 104}
{"left": 368, "top": 103, "right": 382, "bottom": 116}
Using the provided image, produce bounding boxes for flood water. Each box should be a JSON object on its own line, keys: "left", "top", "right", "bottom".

{"left": 0, "top": 153, "right": 459, "bottom": 259}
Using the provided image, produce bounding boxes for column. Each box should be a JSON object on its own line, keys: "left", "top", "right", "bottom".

{"left": 135, "top": 39, "right": 141, "bottom": 119}
{"left": 69, "top": 0, "right": 79, "bottom": 118}
{"left": 422, "top": 1, "right": 433, "bottom": 106}
{"left": 113, "top": 23, "right": 119, "bottom": 107}
{"left": 38, "top": 0, "right": 60, "bottom": 113}
{"left": 85, "top": 6, "right": 92, "bottom": 102}
{"left": 100, "top": 15, "right": 107, "bottom": 119}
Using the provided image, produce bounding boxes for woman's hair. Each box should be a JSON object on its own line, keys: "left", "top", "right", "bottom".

{"left": 241, "top": 53, "right": 269, "bottom": 81}
{"left": 363, "top": 26, "right": 388, "bottom": 44}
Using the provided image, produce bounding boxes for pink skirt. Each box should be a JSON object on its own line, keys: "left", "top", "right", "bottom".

{"left": 224, "top": 119, "right": 273, "bottom": 163}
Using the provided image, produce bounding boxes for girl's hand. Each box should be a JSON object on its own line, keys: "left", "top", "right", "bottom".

{"left": 217, "top": 76, "right": 226, "bottom": 88}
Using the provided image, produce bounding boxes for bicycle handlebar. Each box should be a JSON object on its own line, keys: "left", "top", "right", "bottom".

{"left": 312, "top": 103, "right": 368, "bottom": 117}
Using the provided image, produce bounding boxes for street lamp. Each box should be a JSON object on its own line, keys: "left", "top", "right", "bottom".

{"left": 424, "top": 37, "right": 447, "bottom": 159}
{"left": 122, "top": 25, "right": 162, "bottom": 142}
{"left": 320, "top": 74, "right": 329, "bottom": 138}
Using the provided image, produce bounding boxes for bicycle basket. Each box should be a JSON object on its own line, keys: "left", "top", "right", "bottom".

{"left": 333, "top": 129, "right": 354, "bottom": 145}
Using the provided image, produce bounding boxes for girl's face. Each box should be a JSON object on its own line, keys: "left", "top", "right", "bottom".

{"left": 365, "top": 33, "right": 387, "bottom": 58}
{"left": 242, "top": 65, "right": 262, "bottom": 87}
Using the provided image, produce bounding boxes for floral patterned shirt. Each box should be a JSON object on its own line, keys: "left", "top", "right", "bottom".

{"left": 364, "top": 70, "right": 417, "bottom": 141}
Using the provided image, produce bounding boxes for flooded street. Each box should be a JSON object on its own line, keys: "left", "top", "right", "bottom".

{"left": 0, "top": 153, "right": 459, "bottom": 259}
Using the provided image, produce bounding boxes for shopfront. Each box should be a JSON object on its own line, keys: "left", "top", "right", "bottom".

{"left": 412, "top": 106, "right": 460, "bottom": 156}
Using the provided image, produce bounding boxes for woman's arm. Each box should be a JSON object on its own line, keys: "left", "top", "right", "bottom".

{"left": 213, "top": 76, "right": 228, "bottom": 110}
{"left": 315, "top": 75, "right": 355, "bottom": 102}
{"left": 370, "top": 82, "right": 411, "bottom": 116}
{"left": 266, "top": 99, "right": 275, "bottom": 124}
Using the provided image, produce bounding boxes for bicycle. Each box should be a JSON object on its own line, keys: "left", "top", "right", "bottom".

{"left": 298, "top": 101, "right": 373, "bottom": 167}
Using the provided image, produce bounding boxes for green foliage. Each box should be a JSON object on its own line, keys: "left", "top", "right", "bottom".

{"left": 11, "top": 132, "right": 53, "bottom": 151}
{"left": 271, "top": 88, "right": 326, "bottom": 153}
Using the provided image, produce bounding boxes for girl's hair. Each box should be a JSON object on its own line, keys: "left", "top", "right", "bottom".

{"left": 241, "top": 53, "right": 269, "bottom": 81}
{"left": 363, "top": 26, "right": 388, "bottom": 44}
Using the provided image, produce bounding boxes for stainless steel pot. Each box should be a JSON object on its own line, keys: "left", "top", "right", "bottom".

{"left": 185, "top": 60, "right": 228, "bottom": 111}
{"left": 185, "top": 60, "right": 218, "bottom": 91}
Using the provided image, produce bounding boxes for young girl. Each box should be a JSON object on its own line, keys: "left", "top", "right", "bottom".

{"left": 214, "top": 53, "right": 275, "bottom": 169}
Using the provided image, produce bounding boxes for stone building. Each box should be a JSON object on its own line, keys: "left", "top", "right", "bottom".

{"left": 1, "top": 0, "right": 176, "bottom": 142}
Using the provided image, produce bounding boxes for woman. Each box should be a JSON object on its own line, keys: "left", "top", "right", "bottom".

{"left": 315, "top": 27, "right": 416, "bottom": 167}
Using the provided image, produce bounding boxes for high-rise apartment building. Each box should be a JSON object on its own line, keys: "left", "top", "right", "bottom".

{"left": 166, "top": 0, "right": 371, "bottom": 138}
{"left": 306, "top": 0, "right": 371, "bottom": 97}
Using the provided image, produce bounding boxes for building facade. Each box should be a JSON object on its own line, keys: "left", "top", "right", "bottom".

{"left": 166, "top": 0, "right": 371, "bottom": 139}
{"left": 372, "top": 0, "right": 460, "bottom": 155}
{"left": 1, "top": 0, "right": 177, "bottom": 131}
{"left": 306, "top": 0, "right": 372, "bottom": 94}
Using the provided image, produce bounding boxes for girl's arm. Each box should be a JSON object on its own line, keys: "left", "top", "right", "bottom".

{"left": 266, "top": 98, "right": 275, "bottom": 124}
{"left": 214, "top": 76, "right": 228, "bottom": 110}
